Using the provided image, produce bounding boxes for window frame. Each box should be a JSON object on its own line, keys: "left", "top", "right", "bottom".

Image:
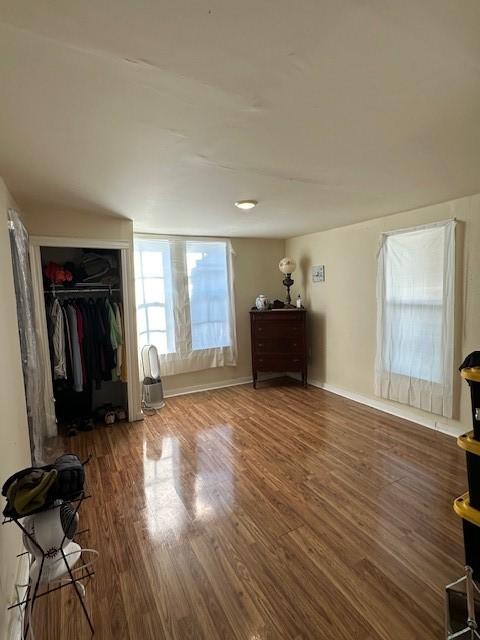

{"left": 135, "top": 238, "right": 176, "bottom": 355}
{"left": 134, "top": 234, "right": 237, "bottom": 376}
{"left": 375, "top": 219, "right": 456, "bottom": 418}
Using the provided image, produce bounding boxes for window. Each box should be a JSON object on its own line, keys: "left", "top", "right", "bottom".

{"left": 135, "top": 236, "right": 236, "bottom": 376}
{"left": 135, "top": 239, "right": 175, "bottom": 355}
{"left": 186, "top": 241, "right": 231, "bottom": 350}
{"left": 375, "top": 220, "right": 455, "bottom": 418}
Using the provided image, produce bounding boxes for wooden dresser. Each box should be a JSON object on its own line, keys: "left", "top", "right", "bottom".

{"left": 250, "top": 309, "right": 307, "bottom": 388}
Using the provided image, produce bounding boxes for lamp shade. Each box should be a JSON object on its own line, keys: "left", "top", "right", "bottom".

{"left": 279, "top": 257, "right": 296, "bottom": 275}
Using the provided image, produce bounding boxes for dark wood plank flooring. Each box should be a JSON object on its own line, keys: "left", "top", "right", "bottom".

{"left": 35, "top": 381, "right": 466, "bottom": 639}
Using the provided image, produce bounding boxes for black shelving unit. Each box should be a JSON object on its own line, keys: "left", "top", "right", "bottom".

{"left": 3, "top": 490, "right": 96, "bottom": 638}
{"left": 454, "top": 368, "right": 480, "bottom": 578}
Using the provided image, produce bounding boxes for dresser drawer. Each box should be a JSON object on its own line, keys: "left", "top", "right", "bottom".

{"left": 252, "top": 310, "right": 304, "bottom": 320}
{"left": 253, "top": 321, "right": 302, "bottom": 339}
{"left": 254, "top": 354, "right": 304, "bottom": 372}
{"left": 253, "top": 337, "right": 303, "bottom": 354}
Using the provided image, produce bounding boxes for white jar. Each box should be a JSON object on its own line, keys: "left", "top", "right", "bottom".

{"left": 255, "top": 294, "right": 269, "bottom": 311}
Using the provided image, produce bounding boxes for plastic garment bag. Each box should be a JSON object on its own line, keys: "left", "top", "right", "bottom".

{"left": 8, "top": 209, "right": 53, "bottom": 463}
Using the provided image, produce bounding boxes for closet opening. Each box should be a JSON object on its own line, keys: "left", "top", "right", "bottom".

{"left": 37, "top": 244, "right": 133, "bottom": 436}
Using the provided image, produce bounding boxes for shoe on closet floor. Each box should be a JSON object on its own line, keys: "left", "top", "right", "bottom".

{"left": 104, "top": 411, "right": 116, "bottom": 425}
{"left": 94, "top": 404, "right": 116, "bottom": 425}
{"left": 115, "top": 407, "right": 127, "bottom": 422}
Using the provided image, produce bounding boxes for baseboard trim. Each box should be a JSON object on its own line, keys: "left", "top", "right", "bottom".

{"left": 163, "top": 373, "right": 286, "bottom": 398}
{"left": 304, "top": 377, "right": 465, "bottom": 438}
{"left": 164, "top": 376, "right": 251, "bottom": 398}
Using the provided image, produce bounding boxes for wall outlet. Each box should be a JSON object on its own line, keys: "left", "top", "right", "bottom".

{"left": 312, "top": 265, "right": 325, "bottom": 282}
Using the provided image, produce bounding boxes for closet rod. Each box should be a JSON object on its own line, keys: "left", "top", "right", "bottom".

{"left": 45, "top": 287, "right": 120, "bottom": 295}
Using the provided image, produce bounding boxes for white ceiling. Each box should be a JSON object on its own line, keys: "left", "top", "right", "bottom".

{"left": 1, "top": 1, "right": 479, "bottom": 238}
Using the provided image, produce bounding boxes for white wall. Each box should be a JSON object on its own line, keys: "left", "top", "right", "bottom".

{"left": 0, "top": 177, "right": 31, "bottom": 639}
{"left": 21, "top": 203, "right": 133, "bottom": 242}
{"left": 286, "top": 194, "right": 480, "bottom": 436}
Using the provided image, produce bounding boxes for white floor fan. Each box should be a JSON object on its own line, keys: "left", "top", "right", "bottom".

{"left": 141, "top": 344, "right": 165, "bottom": 411}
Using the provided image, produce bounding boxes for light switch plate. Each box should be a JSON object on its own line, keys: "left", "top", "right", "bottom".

{"left": 312, "top": 265, "right": 325, "bottom": 282}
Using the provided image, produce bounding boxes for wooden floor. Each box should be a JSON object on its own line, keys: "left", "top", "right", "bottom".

{"left": 36, "top": 380, "right": 466, "bottom": 639}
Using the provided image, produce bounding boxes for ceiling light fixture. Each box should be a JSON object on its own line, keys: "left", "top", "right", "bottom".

{"left": 235, "top": 200, "right": 257, "bottom": 210}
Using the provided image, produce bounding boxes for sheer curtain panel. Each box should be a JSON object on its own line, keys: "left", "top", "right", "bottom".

{"left": 375, "top": 220, "right": 455, "bottom": 418}
{"left": 135, "top": 236, "right": 237, "bottom": 376}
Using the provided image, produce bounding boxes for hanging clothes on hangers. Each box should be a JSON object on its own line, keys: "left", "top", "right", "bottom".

{"left": 75, "top": 304, "right": 87, "bottom": 385}
{"left": 95, "top": 297, "right": 115, "bottom": 382}
{"left": 106, "top": 298, "right": 122, "bottom": 380}
{"left": 113, "top": 302, "right": 123, "bottom": 380}
{"left": 41, "top": 246, "right": 130, "bottom": 431}
{"left": 80, "top": 299, "right": 97, "bottom": 389}
{"left": 66, "top": 303, "right": 83, "bottom": 393}
{"left": 61, "top": 302, "right": 73, "bottom": 382}
{"left": 45, "top": 291, "right": 127, "bottom": 390}
{"left": 48, "top": 298, "right": 67, "bottom": 380}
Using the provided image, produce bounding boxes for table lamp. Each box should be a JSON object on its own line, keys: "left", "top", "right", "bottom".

{"left": 279, "top": 257, "right": 296, "bottom": 307}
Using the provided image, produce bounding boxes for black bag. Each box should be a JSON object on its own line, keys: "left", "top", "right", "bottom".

{"left": 2, "top": 454, "right": 85, "bottom": 518}
{"left": 52, "top": 454, "right": 85, "bottom": 500}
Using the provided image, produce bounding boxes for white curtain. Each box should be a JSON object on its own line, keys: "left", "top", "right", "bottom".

{"left": 375, "top": 219, "right": 455, "bottom": 418}
{"left": 135, "top": 235, "right": 237, "bottom": 377}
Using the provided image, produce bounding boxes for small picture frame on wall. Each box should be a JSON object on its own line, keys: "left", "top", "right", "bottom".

{"left": 312, "top": 265, "right": 325, "bottom": 282}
